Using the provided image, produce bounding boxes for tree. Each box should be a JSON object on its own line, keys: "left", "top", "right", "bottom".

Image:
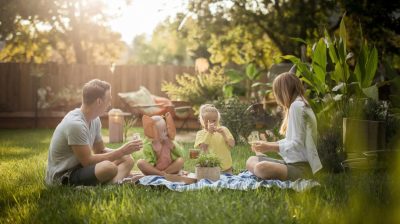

{"left": 207, "top": 25, "right": 280, "bottom": 69}
{"left": 0, "top": 0, "right": 126, "bottom": 64}
{"left": 184, "top": 0, "right": 339, "bottom": 58}
{"left": 127, "top": 17, "right": 193, "bottom": 65}
{"left": 183, "top": 0, "right": 400, "bottom": 68}
{"left": 338, "top": 0, "right": 400, "bottom": 62}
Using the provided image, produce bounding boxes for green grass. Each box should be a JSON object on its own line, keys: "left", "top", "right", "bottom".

{"left": 1, "top": 129, "right": 399, "bottom": 223}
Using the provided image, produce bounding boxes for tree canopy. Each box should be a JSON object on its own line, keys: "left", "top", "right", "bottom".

{"left": 182, "top": 0, "right": 399, "bottom": 67}
{"left": 127, "top": 17, "right": 193, "bottom": 66}
{"left": 0, "top": 0, "right": 126, "bottom": 64}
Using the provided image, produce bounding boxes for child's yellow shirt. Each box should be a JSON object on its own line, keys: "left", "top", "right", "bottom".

{"left": 194, "top": 126, "right": 234, "bottom": 171}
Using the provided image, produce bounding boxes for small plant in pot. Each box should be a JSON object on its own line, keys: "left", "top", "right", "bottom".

{"left": 195, "top": 153, "right": 221, "bottom": 181}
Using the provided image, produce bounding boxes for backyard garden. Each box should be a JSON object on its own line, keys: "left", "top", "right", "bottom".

{"left": 1, "top": 0, "right": 400, "bottom": 223}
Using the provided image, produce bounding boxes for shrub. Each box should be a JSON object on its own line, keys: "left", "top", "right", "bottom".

{"left": 162, "top": 67, "right": 228, "bottom": 113}
{"left": 317, "top": 127, "right": 346, "bottom": 173}
{"left": 214, "top": 97, "right": 256, "bottom": 144}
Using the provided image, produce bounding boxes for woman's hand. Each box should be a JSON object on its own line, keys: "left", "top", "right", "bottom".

{"left": 251, "top": 141, "right": 267, "bottom": 153}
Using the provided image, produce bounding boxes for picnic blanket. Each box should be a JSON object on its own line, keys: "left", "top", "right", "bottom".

{"left": 138, "top": 171, "right": 320, "bottom": 192}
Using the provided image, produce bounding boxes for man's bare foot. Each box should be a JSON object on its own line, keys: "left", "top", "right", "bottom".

{"left": 179, "top": 170, "right": 189, "bottom": 176}
{"left": 118, "top": 174, "right": 145, "bottom": 185}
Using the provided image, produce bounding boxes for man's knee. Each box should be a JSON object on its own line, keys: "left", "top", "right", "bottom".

{"left": 123, "top": 155, "right": 134, "bottom": 168}
{"left": 96, "top": 161, "right": 118, "bottom": 180}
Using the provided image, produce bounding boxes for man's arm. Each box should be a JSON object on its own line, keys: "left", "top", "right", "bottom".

{"left": 72, "top": 145, "right": 123, "bottom": 167}
{"left": 72, "top": 140, "right": 142, "bottom": 167}
{"left": 93, "top": 140, "right": 111, "bottom": 154}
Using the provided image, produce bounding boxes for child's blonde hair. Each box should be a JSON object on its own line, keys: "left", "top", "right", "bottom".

{"left": 272, "top": 72, "right": 309, "bottom": 135}
{"left": 198, "top": 104, "right": 221, "bottom": 128}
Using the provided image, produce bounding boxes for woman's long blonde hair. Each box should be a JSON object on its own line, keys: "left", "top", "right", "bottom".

{"left": 273, "top": 72, "right": 308, "bottom": 135}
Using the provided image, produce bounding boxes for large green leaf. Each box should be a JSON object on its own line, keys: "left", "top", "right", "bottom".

{"left": 332, "top": 63, "right": 343, "bottom": 83}
{"left": 324, "top": 30, "right": 338, "bottom": 64}
{"left": 339, "top": 14, "right": 347, "bottom": 50}
{"left": 223, "top": 84, "right": 234, "bottom": 98}
{"left": 225, "top": 69, "right": 244, "bottom": 84}
{"left": 337, "top": 39, "right": 349, "bottom": 81}
{"left": 363, "top": 47, "right": 378, "bottom": 87}
{"left": 362, "top": 85, "right": 379, "bottom": 101}
{"left": 251, "top": 82, "right": 272, "bottom": 88}
{"left": 246, "top": 63, "right": 260, "bottom": 80}
{"left": 354, "top": 41, "right": 367, "bottom": 86}
{"left": 281, "top": 55, "right": 301, "bottom": 64}
{"left": 312, "top": 38, "right": 327, "bottom": 85}
{"left": 290, "top": 37, "right": 308, "bottom": 44}
{"left": 281, "top": 55, "right": 321, "bottom": 93}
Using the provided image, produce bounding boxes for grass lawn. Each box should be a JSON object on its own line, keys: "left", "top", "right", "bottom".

{"left": 1, "top": 129, "right": 399, "bottom": 223}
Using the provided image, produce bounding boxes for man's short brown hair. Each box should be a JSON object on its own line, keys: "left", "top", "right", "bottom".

{"left": 82, "top": 79, "right": 111, "bottom": 105}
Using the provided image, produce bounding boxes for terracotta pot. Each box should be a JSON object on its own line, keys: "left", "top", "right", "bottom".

{"left": 189, "top": 149, "right": 200, "bottom": 159}
{"left": 195, "top": 166, "right": 220, "bottom": 181}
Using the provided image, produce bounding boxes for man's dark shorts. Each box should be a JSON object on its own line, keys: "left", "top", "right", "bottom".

{"left": 256, "top": 155, "right": 312, "bottom": 181}
{"left": 61, "top": 164, "right": 99, "bottom": 186}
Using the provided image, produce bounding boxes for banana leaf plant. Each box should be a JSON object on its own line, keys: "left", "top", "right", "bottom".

{"left": 281, "top": 14, "right": 379, "bottom": 120}
{"left": 223, "top": 63, "right": 264, "bottom": 100}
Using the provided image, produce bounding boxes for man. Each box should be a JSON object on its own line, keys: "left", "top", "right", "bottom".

{"left": 45, "top": 79, "right": 142, "bottom": 186}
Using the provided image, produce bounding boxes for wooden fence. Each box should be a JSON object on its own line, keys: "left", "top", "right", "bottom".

{"left": 0, "top": 63, "right": 195, "bottom": 112}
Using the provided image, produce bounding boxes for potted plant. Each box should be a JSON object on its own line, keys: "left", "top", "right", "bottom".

{"left": 343, "top": 99, "right": 387, "bottom": 158}
{"left": 195, "top": 153, "right": 221, "bottom": 181}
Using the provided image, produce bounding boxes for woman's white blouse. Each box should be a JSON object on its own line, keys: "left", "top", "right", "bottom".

{"left": 277, "top": 98, "right": 323, "bottom": 174}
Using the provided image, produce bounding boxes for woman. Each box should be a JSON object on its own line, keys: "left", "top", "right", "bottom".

{"left": 246, "top": 72, "right": 322, "bottom": 180}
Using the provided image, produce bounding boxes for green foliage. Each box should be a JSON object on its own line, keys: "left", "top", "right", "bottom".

{"left": 0, "top": 0, "right": 125, "bottom": 64}
{"left": 186, "top": 0, "right": 336, "bottom": 57}
{"left": 0, "top": 22, "right": 53, "bottom": 63}
{"left": 162, "top": 67, "right": 228, "bottom": 113}
{"left": 317, "top": 116, "right": 346, "bottom": 173}
{"left": 214, "top": 97, "right": 256, "bottom": 144}
{"left": 195, "top": 153, "right": 221, "bottom": 167}
{"left": 282, "top": 15, "right": 380, "bottom": 117}
{"left": 224, "top": 63, "right": 271, "bottom": 101}
{"left": 208, "top": 25, "right": 280, "bottom": 69}
{"left": 339, "top": 0, "right": 400, "bottom": 65}
{"left": 127, "top": 19, "right": 193, "bottom": 66}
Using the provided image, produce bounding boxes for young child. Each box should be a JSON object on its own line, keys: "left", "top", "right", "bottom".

{"left": 194, "top": 104, "right": 235, "bottom": 173}
{"left": 137, "top": 112, "right": 184, "bottom": 176}
{"left": 246, "top": 72, "right": 322, "bottom": 180}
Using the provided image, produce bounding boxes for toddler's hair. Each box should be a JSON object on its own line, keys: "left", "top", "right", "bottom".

{"left": 198, "top": 104, "right": 221, "bottom": 128}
